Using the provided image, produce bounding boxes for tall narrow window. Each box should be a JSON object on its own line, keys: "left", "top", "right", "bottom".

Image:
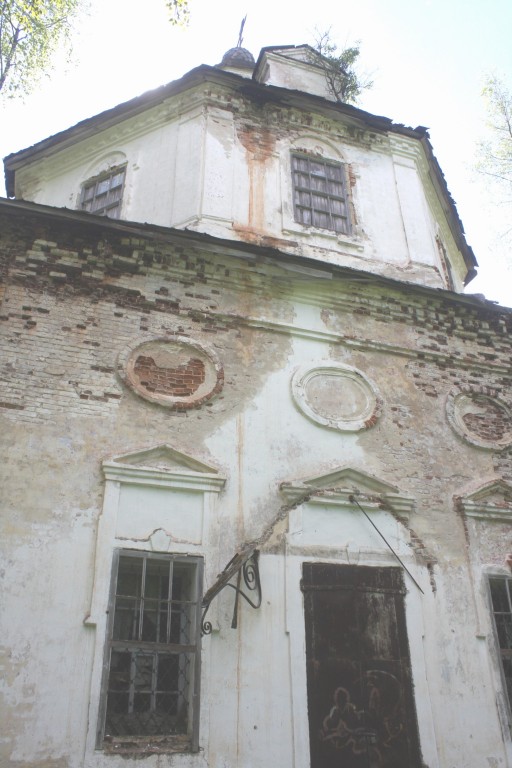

{"left": 97, "top": 551, "right": 203, "bottom": 752}
{"left": 489, "top": 576, "right": 512, "bottom": 709}
{"left": 81, "top": 166, "right": 126, "bottom": 219}
{"left": 291, "top": 154, "right": 351, "bottom": 235}
{"left": 302, "top": 563, "right": 422, "bottom": 768}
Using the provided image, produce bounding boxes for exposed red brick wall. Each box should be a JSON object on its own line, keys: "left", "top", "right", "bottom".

{"left": 462, "top": 395, "right": 509, "bottom": 442}
{"left": 134, "top": 355, "right": 205, "bottom": 396}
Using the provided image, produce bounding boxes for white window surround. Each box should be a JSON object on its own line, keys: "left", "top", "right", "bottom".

{"left": 77, "top": 151, "right": 128, "bottom": 215}
{"left": 81, "top": 151, "right": 128, "bottom": 185}
{"left": 487, "top": 573, "right": 512, "bottom": 713}
{"left": 457, "top": 478, "right": 512, "bottom": 754}
{"left": 83, "top": 444, "right": 225, "bottom": 761}
{"left": 279, "top": 468, "right": 439, "bottom": 768}
{"left": 280, "top": 139, "right": 364, "bottom": 254}
{"left": 97, "top": 549, "right": 204, "bottom": 751}
{"left": 80, "top": 165, "right": 126, "bottom": 219}
{"left": 483, "top": 567, "right": 512, "bottom": 751}
{"left": 291, "top": 153, "right": 351, "bottom": 235}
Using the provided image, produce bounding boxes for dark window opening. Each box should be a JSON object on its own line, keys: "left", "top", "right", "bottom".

{"left": 489, "top": 576, "right": 512, "bottom": 709}
{"left": 97, "top": 551, "right": 203, "bottom": 752}
{"left": 291, "top": 154, "right": 351, "bottom": 235}
{"left": 81, "top": 166, "right": 126, "bottom": 219}
{"left": 302, "top": 563, "right": 423, "bottom": 768}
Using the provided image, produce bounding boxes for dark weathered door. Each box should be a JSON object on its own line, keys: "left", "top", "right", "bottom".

{"left": 302, "top": 564, "right": 422, "bottom": 768}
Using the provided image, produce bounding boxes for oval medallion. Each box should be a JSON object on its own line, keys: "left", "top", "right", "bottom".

{"left": 291, "top": 363, "right": 381, "bottom": 431}
{"left": 119, "top": 336, "right": 223, "bottom": 409}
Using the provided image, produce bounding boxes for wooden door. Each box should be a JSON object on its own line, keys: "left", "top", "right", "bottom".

{"left": 302, "top": 564, "right": 422, "bottom": 768}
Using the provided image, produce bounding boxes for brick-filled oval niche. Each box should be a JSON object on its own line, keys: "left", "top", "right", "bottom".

{"left": 446, "top": 386, "right": 512, "bottom": 450}
{"left": 119, "top": 336, "right": 223, "bottom": 409}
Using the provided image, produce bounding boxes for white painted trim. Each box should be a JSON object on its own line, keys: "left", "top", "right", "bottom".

{"left": 102, "top": 463, "right": 226, "bottom": 491}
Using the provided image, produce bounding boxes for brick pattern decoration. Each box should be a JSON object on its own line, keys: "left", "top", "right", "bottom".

{"left": 462, "top": 395, "right": 510, "bottom": 442}
{"left": 1, "top": 210, "right": 512, "bottom": 432}
{"left": 134, "top": 355, "right": 205, "bottom": 397}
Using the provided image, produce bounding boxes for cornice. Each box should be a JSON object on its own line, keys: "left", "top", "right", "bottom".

{"left": 234, "top": 316, "right": 512, "bottom": 376}
{"left": 388, "top": 133, "right": 421, "bottom": 163}
{"left": 1, "top": 199, "right": 508, "bottom": 372}
{"left": 461, "top": 501, "right": 512, "bottom": 523}
{"left": 102, "top": 462, "right": 226, "bottom": 491}
{"left": 456, "top": 478, "right": 512, "bottom": 522}
{"left": 14, "top": 93, "right": 209, "bottom": 186}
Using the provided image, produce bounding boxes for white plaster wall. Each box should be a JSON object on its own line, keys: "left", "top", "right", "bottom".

{"left": 393, "top": 158, "right": 438, "bottom": 266}
{"left": 4, "top": 505, "right": 509, "bottom": 768}
{"left": 1, "top": 517, "right": 96, "bottom": 767}
{"left": 171, "top": 108, "right": 205, "bottom": 227}
{"left": 12, "top": 86, "right": 462, "bottom": 290}
{"left": 14, "top": 109, "right": 183, "bottom": 228}
{"left": 200, "top": 109, "right": 236, "bottom": 226}
{"left": 2, "top": 323, "right": 511, "bottom": 767}
{"left": 256, "top": 50, "right": 333, "bottom": 101}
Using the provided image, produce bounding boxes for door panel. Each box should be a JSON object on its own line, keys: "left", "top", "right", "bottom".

{"left": 302, "top": 564, "right": 422, "bottom": 768}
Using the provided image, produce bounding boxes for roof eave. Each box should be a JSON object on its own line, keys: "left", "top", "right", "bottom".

{"left": 2, "top": 64, "right": 476, "bottom": 280}
{"left": 3, "top": 64, "right": 226, "bottom": 195}
{"left": 0, "top": 197, "right": 492, "bottom": 310}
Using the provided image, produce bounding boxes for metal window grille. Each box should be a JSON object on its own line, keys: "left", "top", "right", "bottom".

{"left": 489, "top": 576, "right": 512, "bottom": 709}
{"left": 291, "top": 154, "right": 351, "bottom": 235}
{"left": 81, "top": 166, "right": 126, "bottom": 219}
{"left": 97, "top": 551, "right": 203, "bottom": 751}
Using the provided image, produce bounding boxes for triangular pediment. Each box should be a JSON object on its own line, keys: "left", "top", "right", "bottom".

{"left": 280, "top": 466, "right": 413, "bottom": 517}
{"left": 458, "top": 477, "right": 512, "bottom": 521}
{"left": 108, "top": 444, "right": 219, "bottom": 474}
{"left": 463, "top": 478, "right": 512, "bottom": 504}
{"left": 271, "top": 45, "right": 320, "bottom": 65}
{"left": 282, "top": 466, "right": 399, "bottom": 496}
{"left": 102, "top": 444, "right": 225, "bottom": 492}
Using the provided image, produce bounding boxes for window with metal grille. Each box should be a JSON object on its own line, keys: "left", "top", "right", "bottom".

{"left": 291, "top": 154, "right": 351, "bottom": 235}
{"left": 97, "top": 551, "right": 203, "bottom": 752}
{"left": 489, "top": 576, "right": 512, "bottom": 710}
{"left": 80, "top": 166, "right": 126, "bottom": 219}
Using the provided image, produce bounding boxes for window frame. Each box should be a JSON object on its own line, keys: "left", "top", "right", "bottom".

{"left": 96, "top": 549, "right": 204, "bottom": 753}
{"left": 302, "top": 562, "right": 423, "bottom": 768}
{"left": 291, "top": 152, "right": 351, "bottom": 236}
{"left": 80, "top": 164, "right": 126, "bottom": 219}
{"left": 488, "top": 574, "right": 512, "bottom": 722}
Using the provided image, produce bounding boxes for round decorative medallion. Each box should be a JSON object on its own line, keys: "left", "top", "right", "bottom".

{"left": 446, "top": 387, "right": 512, "bottom": 450}
{"left": 291, "top": 363, "right": 381, "bottom": 431}
{"left": 118, "top": 336, "right": 223, "bottom": 409}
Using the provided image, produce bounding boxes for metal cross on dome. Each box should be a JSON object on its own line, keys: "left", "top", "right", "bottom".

{"left": 237, "top": 15, "right": 247, "bottom": 48}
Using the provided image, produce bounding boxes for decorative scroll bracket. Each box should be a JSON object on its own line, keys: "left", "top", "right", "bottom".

{"left": 201, "top": 549, "right": 262, "bottom": 635}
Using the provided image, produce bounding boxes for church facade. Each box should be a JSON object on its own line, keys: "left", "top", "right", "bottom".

{"left": 2, "top": 44, "right": 512, "bottom": 768}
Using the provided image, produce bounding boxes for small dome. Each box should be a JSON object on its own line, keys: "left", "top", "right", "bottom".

{"left": 219, "top": 47, "right": 255, "bottom": 70}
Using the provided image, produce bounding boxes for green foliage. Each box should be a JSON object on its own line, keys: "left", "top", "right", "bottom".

{"left": 312, "top": 29, "right": 373, "bottom": 105}
{"left": 165, "top": 0, "right": 189, "bottom": 26}
{"left": 0, "top": 0, "right": 83, "bottom": 97}
{"left": 477, "top": 76, "right": 512, "bottom": 194}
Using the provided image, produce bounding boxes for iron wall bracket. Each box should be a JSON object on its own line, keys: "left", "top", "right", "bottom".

{"left": 201, "top": 549, "right": 261, "bottom": 635}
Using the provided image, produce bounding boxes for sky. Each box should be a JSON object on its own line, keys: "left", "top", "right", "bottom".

{"left": 1, "top": 0, "right": 511, "bottom": 304}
